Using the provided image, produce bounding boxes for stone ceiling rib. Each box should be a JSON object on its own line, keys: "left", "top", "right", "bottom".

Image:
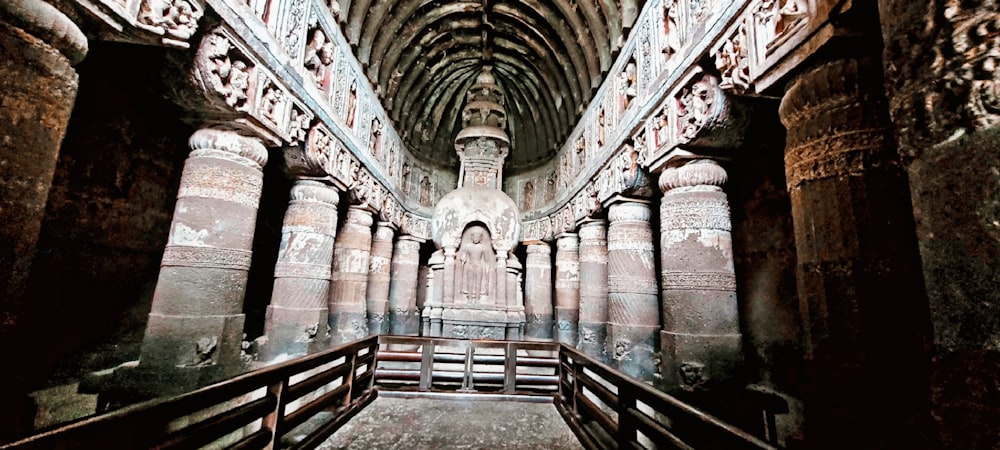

{"left": 339, "top": 0, "right": 632, "bottom": 173}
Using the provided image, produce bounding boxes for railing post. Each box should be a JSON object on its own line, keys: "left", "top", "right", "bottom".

{"left": 261, "top": 378, "right": 288, "bottom": 450}
{"left": 344, "top": 350, "right": 357, "bottom": 407}
{"left": 617, "top": 384, "right": 637, "bottom": 448}
{"left": 572, "top": 358, "right": 581, "bottom": 417}
{"left": 504, "top": 342, "right": 517, "bottom": 394}
{"left": 418, "top": 341, "right": 435, "bottom": 391}
{"left": 460, "top": 344, "right": 474, "bottom": 391}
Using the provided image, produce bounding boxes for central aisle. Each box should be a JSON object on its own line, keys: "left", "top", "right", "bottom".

{"left": 315, "top": 397, "right": 583, "bottom": 449}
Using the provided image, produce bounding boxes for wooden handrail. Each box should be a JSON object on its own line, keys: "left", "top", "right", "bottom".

{"left": 1, "top": 336, "right": 379, "bottom": 450}
{"left": 556, "top": 344, "right": 777, "bottom": 450}
{"left": 4, "top": 335, "right": 778, "bottom": 450}
{"left": 373, "top": 335, "right": 561, "bottom": 400}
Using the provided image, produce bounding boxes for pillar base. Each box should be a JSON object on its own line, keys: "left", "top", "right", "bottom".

{"left": 328, "top": 310, "right": 368, "bottom": 344}
{"left": 659, "top": 330, "right": 743, "bottom": 393}
{"left": 555, "top": 307, "right": 578, "bottom": 345}
{"left": 139, "top": 312, "right": 245, "bottom": 372}
{"left": 577, "top": 321, "right": 607, "bottom": 362}
{"left": 524, "top": 317, "right": 554, "bottom": 341}
{"left": 260, "top": 305, "right": 329, "bottom": 362}
{"left": 608, "top": 323, "right": 658, "bottom": 382}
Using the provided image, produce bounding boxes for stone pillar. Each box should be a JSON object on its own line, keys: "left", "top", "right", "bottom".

{"left": 524, "top": 242, "right": 553, "bottom": 341}
{"left": 495, "top": 252, "right": 508, "bottom": 310}
{"left": 505, "top": 255, "right": 523, "bottom": 339}
{"left": 262, "top": 180, "right": 339, "bottom": 361}
{"left": 365, "top": 221, "right": 395, "bottom": 335}
{"left": 0, "top": 0, "right": 87, "bottom": 437}
{"left": 329, "top": 205, "right": 373, "bottom": 343}
{"left": 658, "top": 160, "right": 743, "bottom": 392}
{"left": 388, "top": 235, "right": 422, "bottom": 335}
{"left": 606, "top": 200, "right": 659, "bottom": 382}
{"left": 778, "top": 57, "right": 931, "bottom": 448}
{"left": 425, "top": 249, "right": 444, "bottom": 336}
{"left": 140, "top": 129, "right": 268, "bottom": 382}
{"left": 578, "top": 220, "right": 609, "bottom": 361}
{"left": 555, "top": 233, "right": 580, "bottom": 345}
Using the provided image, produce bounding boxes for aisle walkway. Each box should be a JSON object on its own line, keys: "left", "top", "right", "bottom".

{"left": 314, "top": 397, "right": 583, "bottom": 450}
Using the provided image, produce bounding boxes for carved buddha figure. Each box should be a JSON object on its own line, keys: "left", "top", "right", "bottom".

{"left": 456, "top": 224, "right": 494, "bottom": 304}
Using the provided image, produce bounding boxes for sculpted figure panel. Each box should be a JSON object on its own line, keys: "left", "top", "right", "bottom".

{"left": 456, "top": 225, "right": 495, "bottom": 304}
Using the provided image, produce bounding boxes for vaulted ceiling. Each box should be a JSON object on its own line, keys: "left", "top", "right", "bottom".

{"left": 336, "top": 0, "right": 640, "bottom": 173}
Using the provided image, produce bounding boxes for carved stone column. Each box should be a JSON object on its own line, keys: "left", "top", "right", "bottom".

{"left": 506, "top": 255, "right": 524, "bottom": 339}
{"left": 329, "top": 205, "right": 374, "bottom": 343}
{"left": 262, "top": 180, "right": 339, "bottom": 361}
{"left": 779, "top": 57, "right": 930, "bottom": 448}
{"left": 578, "top": 220, "right": 609, "bottom": 361}
{"left": 524, "top": 242, "right": 553, "bottom": 341}
{"left": 658, "top": 160, "right": 743, "bottom": 392}
{"left": 365, "top": 221, "right": 395, "bottom": 335}
{"left": 140, "top": 129, "right": 268, "bottom": 383}
{"left": 0, "top": 1, "right": 87, "bottom": 436}
{"left": 606, "top": 200, "right": 659, "bottom": 381}
{"left": 388, "top": 235, "right": 422, "bottom": 336}
{"left": 424, "top": 249, "right": 445, "bottom": 336}
{"left": 555, "top": 233, "right": 580, "bottom": 345}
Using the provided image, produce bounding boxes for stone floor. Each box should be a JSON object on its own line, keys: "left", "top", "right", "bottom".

{"left": 317, "top": 396, "right": 583, "bottom": 449}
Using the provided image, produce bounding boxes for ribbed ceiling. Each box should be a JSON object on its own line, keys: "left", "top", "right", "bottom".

{"left": 337, "top": 0, "right": 638, "bottom": 172}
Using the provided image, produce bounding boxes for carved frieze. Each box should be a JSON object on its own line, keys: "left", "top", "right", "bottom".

{"left": 677, "top": 73, "right": 716, "bottom": 141}
{"left": 137, "top": 0, "right": 203, "bottom": 47}
{"left": 302, "top": 25, "right": 336, "bottom": 90}
{"left": 714, "top": 21, "right": 751, "bottom": 93}
{"left": 193, "top": 29, "right": 255, "bottom": 112}
{"left": 281, "top": 0, "right": 308, "bottom": 58}
{"left": 949, "top": 7, "right": 1000, "bottom": 128}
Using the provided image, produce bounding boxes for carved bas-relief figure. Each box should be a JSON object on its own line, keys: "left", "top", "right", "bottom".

{"left": 303, "top": 28, "right": 335, "bottom": 89}
{"left": 138, "top": 0, "right": 203, "bottom": 46}
{"left": 456, "top": 225, "right": 495, "bottom": 304}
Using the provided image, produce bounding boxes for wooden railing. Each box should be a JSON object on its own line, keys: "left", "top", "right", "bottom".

{"left": 4, "top": 335, "right": 779, "bottom": 450}
{"left": 373, "top": 335, "right": 560, "bottom": 401}
{"left": 1, "top": 336, "right": 379, "bottom": 450}
{"left": 555, "top": 345, "right": 777, "bottom": 450}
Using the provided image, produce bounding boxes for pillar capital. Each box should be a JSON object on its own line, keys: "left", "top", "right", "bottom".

{"left": 345, "top": 204, "right": 375, "bottom": 227}
{"left": 189, "top": 128, "right": 269, "bottom": 169}
{"left": 289, "top": 180, "right": 339, "bottom": 205}
{"left": 556, "top": 233, "right": 579, "bottom": 251}
{"left": 607, "top": 200, "right": 652, "bottom": 223}
{"left": 658, "top": 159, "right": 727, "bottom": 193}
{"left": 0, "top": 0, "right": 88, "bottom": 64}
{"left": 526, "top": 242, "right": 551, "bottom": 254}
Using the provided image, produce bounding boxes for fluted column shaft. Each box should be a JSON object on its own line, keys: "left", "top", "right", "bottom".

{"left": 388, "top": 235, "right": 422, "bottom": 335}
{"left": 658, "top": 160, "right": 743, "bottom": 392}
{"left": 779, "top": 57, "right": 930, "bottom": 448}
{"left": 578, "top": 220, "right": 609, "bottom": 361}
{"left": 524, "top": 243, "right": 553, "bottom": 341}
{"left": 329, "top": 205, "right": 373, "bottom": 343}
{"left": 365, "top": 222, "right": 395, "bottom": 335}
{"left": 263, "top": 181, "right": 339, "bottom": 360}
{"left": 607, "top": 201, "right": 659, "bottom": 381}
{"left": 141, "top": 129, "right": 268, "bottom": 378}
{"left": 555, "top": 234, "right": 580, "bottom": 345}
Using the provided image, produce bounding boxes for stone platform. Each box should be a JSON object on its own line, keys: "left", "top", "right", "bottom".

{"left": 313, "top": 397, "right": 582, "bottom": 449}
